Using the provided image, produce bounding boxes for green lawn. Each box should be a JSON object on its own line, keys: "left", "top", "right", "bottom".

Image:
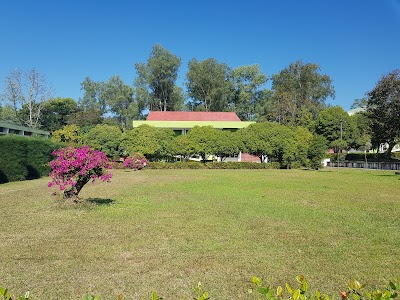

{"left": 0, "top": 168, "right": 399, "bottom": 299}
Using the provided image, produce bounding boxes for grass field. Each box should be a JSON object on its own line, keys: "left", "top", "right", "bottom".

{"left": 0, "top": 168, "right": 399, "bottom": 299}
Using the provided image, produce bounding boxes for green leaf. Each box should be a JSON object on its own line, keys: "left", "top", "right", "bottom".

{"left": 151, "top": 291, "right": 157, "bottom": 300}
{"left": 315, "top": 290, "right": 321, "bottom": 299}
{"left": 286, "top": 283, "right": 293, "bottom": 294}
{"left": 389, "top": 282, "right": 397, "bottom": 291}
{"left": 252, "top": 276, "right": 262, "bottom": 287}
{"left": 293, "top": 289, "right": 301, "bottom": 300}
{"left": 390, "top": 293, "right": 398, "bottom": 298}
{"left": 277, "top": 286, "right": 283, "bottom": 297}
{"left": 258, "top": 287, "right": 270, "bottom": 295}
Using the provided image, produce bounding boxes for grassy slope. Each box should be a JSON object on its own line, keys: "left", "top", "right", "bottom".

{"left": 0, "top": 169, "right": 399, "bottom": 299}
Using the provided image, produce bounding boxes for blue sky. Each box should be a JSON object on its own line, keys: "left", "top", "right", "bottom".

{"left": 0, "top": 0, "right": 399, "bottom": 110}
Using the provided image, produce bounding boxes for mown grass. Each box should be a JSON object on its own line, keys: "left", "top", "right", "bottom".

{"left": 0, "top": 168, "right": 399, "bottom": 299}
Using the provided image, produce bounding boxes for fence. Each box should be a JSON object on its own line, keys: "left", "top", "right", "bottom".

{"left": 327, "top": 161, "right": 400, "bottom": 170}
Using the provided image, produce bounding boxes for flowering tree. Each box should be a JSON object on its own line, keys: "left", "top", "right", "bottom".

{"left": 48, "top": 146, "right": 113, "bottom": 199}
{"left": 123, "top": 152, "right": 148, "bottom": 170}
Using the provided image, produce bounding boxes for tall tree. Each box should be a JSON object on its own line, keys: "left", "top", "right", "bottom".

{"left": 314, "top": 106, "right": 356, "bottom": 153}
{"left": 270, "top": 61, "right": 335, "bottom": 126}
{"left": 134, "top": 44, "right": 182, "bottom": 112}
{"left": 186, "top": 58, "right": 233, "bottom": 111}
{"left": 41, "top": 97, "right": 79, "bottom": 132}
{"left": 366, "top": 69, "right": 400, "bottom": 158}
{"left": 230, "top": 64, "right": 268, "bottom": 121}
{"left": 80, "top": 77, "right": 105, "bottom": 114}
{"left": 1, "top": 68, "right": 52, "bottom": 128}
{"left": 101, "top": 75, "right": 135, "bottom": 129}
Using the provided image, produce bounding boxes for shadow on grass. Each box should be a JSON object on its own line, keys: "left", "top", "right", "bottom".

{"left": 86, "top": 198, "right": 115, "bottom": 205}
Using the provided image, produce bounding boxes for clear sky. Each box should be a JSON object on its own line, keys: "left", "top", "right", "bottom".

{"left": 0, "top": 0, "right": 399, "bottom": 110}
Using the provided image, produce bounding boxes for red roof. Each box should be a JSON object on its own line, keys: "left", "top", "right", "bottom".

{"left": 146, "top": 111, "right": 241, "bottom": 121}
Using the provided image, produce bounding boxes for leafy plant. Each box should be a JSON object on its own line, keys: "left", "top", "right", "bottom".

{"left": 48, "top": 146, "right": 113, "bottom": 199}
{"left": 123, "top": 152, "right": 148, "bottom": 170}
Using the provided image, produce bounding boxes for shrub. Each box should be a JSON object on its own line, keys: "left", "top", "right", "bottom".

{"left": 0, "top": 135, "right": 60, "bottom": 183}
{"left": 345, "top": 152, "right": 400, "bottom": 162}
{"left": 147, "top": 161, "right": 281, "bottom": 170}
{"left": 123, "top": 153, "right": 148, "bottom": 170}
{"left": 48, "top": 146, "right": 113, "bottom": 200}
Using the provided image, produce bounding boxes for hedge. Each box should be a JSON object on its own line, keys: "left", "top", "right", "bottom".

{"left": 148, "top": 161, "right": 281, "bottom": 170}
{"left": 0, "top": 135, "right": 60, "bottom": 183}
{"left": 345, "top": 152, "right": 400, "bottom": 162}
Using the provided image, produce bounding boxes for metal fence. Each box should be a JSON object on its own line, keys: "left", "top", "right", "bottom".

{"left": 327, "top": 161, "right": 400, "bottom": 170}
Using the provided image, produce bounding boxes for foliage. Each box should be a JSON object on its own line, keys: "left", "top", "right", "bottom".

{"left": 314, "top": 106, "right": 356, "bottom": 151}
{"left": 269, "top": 61, "right": 335, "bottom": 126}
{"left": 84, "top": 124, "right": 123, "bottom": 159}
{"left": 80, "top": 77, "right": 107, "bottom": 114}
{"left": 121, "top": 125, "right": 175, "bottom": 160}
{"left": 1, "top": 277, "right": 399, "bottom": 299}
{"left": 147, "top": 161, "right": 281, "bottom": 169}
{"left": 366, "top": 69, "right": 400, "bottom": 158}
{"left": 51, "top": 124, "right": 84, "bottom": 146}
{"left": 230, "top": 64, "right": 268, "bottom": 121}
{"left": 0, "top": 104, "right": 19, "bottom": 123}
{"left": 213, "top": 130, "right": 241, "bottom": 161}
{"left": 350, "top": 112, "right": 371, "bottom": 152}
{"left": 0, "top": 286, "right": 29, "bottom": 300}
{"left": 39, "top": 97, "right": 79, "bottom": 132}
{"left": 123, "top": 152, "right": 148, "bottom": 170}
{"left": 170, "top": 135, "right": 198, "bottom": 161}
{"left": 48, "top": 146, "right": 112, "bottom": 199}
{"left": 80, "top": 76, "right": 136, "bottom": 128}
{"left": 67, "top": 108, "right": 104, "bottom": 131}
{"left": 101, "top": 75, "right": 135, "bottom": 128}
{"left": 0, "top": 135, "right": 59, "bottom": 183}
{"left": 186, "top": 58, "right": 233, "bottom": 111}
{"left": 239, "top": 122, "right": 296, "bottom": 166}
{"left": 307, "top": 134, "right": 328, "bottom": 169}
{"left": 134, "top": 44, "right": 182, "bottom": 112}
{"left": 344, "top": 152, "right": 400, "bottom": 162}
{"left": 186, "top": 125, "right": 219, "bottom": 162}
{"left": 293, "top": 127, "right": 313, "bottom": 167}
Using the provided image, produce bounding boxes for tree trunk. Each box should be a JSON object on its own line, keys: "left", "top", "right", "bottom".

{"left": 385, "top": 142, "right": 395, "bottom": 159}
{"left": 63, "top": 176, "right": 90, "bottom": 201}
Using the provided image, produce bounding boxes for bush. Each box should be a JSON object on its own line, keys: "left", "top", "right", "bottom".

{"left": 147, "top": 161, "right": 281, "bottom": 170}
{"left": 48, "top": 146, "right": 113, "bottom": 199}
{"left": 0, "top": 135, "right": 60, "bottom": 183}
{"left": 345, "top": 152, "right": 400, "bottom": 162}
{"left": 123, "top": 153, "right": 148, "bottom": 170}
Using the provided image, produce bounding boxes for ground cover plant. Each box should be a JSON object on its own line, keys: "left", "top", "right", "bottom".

{"left": 0, "top": 168, "right": 399, "bottom": 299}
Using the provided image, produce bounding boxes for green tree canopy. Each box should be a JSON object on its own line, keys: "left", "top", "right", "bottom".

{"left": 239, "top": 122, "right": 296, "bottom": 166}
{"left": 366, "top": 69, "right": 400, "bottom": 158}
{"left": 84, "top": 124, "right": 123, "bottom": 159}
{"left": 41, "top": 97, "right": 79, "bottom": 132}
{"left": 134, "top": 44, "right": 182, "bottom": 112}
{"left": 101, "top": 75, "right": 135, "bottom": 129}
{"left": 230, "top": 64, "right": 268, "bottom": 121}
{"left": 121, "top": 125, "right": 175, "bottom": 160}
{"left": 314, "top": 106, "right": 356, "bottom": 152}
{"left": 51, "top": 124, "right": 84, "bottom": 146}
{"left": 270, "top": 61, "right": 335, "bottom": 126}
{"left": 186, "top": 58, "right": 233, "bottom": 111}
{"left": 186, "top": 126, "right": 219, "bottom": 162}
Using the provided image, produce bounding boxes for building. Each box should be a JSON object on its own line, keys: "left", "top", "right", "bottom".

{"left": 0, "top": 122, "right": 50, "bottom": 138}
{"left": 133, "top": 111, "right": 254, "bottom": 135}
{"left": 132, "top": 111, "right": 260, "bottom": 162}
